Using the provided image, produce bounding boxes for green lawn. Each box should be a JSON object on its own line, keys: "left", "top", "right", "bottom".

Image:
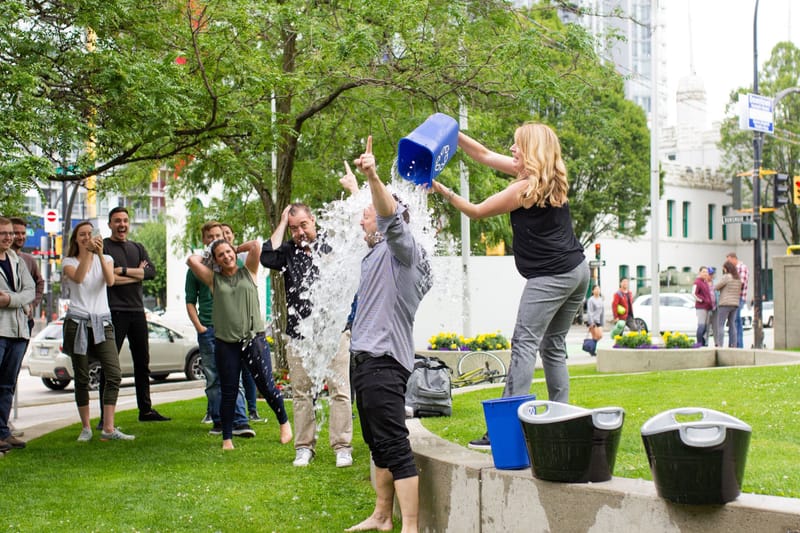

{"left": 3, "top": 364, "right": 798, "bottom": 532}
{"left": 423, "top": 363, "right": 800, "bottom": 499}
{"left": 1, "top": 399, "right": 383, "bottom": 532}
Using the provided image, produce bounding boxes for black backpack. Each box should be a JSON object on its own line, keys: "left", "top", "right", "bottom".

{"left": 405, "top": 355, "right": 452, "bottom": 417}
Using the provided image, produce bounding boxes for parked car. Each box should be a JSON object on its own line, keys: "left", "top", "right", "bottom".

{"left": 631, "top": 293, "right": 697, "bottom": 334}
{"left": 761, "top": 301, "right": 774, "bottom": 328}
{"left": 631, "top": 292, "right": 753, "bottom": 335}
{"left": 26, "top": 318, "right": 203, "bottom": 391}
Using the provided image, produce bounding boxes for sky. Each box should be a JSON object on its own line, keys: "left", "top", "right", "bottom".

{"left": 663, "top": 0, "right": 800, "bottom": 126}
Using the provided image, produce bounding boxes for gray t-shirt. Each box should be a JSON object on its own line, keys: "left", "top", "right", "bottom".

{"left": 350, "top": 205, "right": 432, "bottom": 372}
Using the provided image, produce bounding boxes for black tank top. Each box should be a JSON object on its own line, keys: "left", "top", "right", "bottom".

{"left": 509, "top": 202, "right": 585, "bottom": 279}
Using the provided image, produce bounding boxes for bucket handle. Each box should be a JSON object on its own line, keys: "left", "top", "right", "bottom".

{"left": 592, "top": 408, "right": 625, "bottom": 431}
{"left": 678, "top": 424, "right": 727, "bottom": 448}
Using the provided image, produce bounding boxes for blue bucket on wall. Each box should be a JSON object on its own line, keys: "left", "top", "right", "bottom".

{"left": 397, "top": 113, "right": 459, "bottom": 187}
{"left": 481, "top": 394, "right": 536, "bottom": 470}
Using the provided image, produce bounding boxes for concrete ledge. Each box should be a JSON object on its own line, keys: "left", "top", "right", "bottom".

{"left": 598, "top": 347, "right": 800, "bottom": 373}
{"left": 596, "top": 347, "right": 716, "bottom": 373}
{"left": 408, "top": 419, "right": 800, "bottom": 533}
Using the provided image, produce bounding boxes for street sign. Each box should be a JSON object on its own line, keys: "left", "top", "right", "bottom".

{"left": 588, "top": 260, "right": 606, "bottom": 268}
{"left": 43, "top": 209, "right": 59, "bottom": 233}
{"left": 723, "top": 214, "right": 751, "bottom": 224}
{"left": 738, "top": 93, "right": 773, "bottom": 133}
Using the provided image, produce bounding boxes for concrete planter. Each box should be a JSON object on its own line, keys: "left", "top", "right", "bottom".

{"left": 596, "top": 347, "right": 716, "bottom": 373}
{"left": 416, "top": 349, "right": 512, "bottom": 373}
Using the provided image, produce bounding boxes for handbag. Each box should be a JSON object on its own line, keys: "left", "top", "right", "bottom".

{"left": 581, "top": 336, "right": 597, "bottom": 355}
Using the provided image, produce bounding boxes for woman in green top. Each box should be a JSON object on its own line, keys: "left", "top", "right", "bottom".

{"left": 187, "top": 239, "right": 292, "bottom": 450}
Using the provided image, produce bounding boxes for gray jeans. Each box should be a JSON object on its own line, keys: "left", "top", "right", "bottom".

{"left": 502, "top": 262, "right": 590, "bottom": 403}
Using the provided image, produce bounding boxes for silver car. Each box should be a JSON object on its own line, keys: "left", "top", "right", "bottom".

{"left": 26, "top": 318, "right": 203, "bottom": 390}
{"left": 632, "top": 293, "right": 753, "bottom": 335}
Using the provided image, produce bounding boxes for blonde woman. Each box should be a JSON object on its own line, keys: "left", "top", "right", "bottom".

{"left": 431, "top": 123, "right": 589, "bottom": 449}
{"left": 62, "top": 221, "right": 133, "bottom": 441}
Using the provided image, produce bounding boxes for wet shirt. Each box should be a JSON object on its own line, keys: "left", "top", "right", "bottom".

{"left": 350, "top": 205, "right": 433, "bottom": 373}
{"left": 260, "top": 236, "right": 331, "bottom": 339}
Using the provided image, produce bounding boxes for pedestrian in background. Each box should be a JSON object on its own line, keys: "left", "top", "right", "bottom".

{"left": 692, "top": 266, "right": 713, "bottom": 346}
{"left": 431, "top": 121, "right": 589, "bottom": 450}
{"left": 725, "top": 252, "right": 748, "bottom": 348}
{"left": 586, "top": 285, "right": 604, "bottom": 356}
{"left": 715, "top": 260, "right": 742, "bottom": 348}
{"left": 62, "top": 221, "right": 134, "bottom": 441}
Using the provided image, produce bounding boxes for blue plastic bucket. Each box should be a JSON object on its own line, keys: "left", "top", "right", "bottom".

{"left": 481, "top": 394, "right": 537, "bottom": 470}
{"left": 397, "top": 113, "right": 459, "bottom": 187}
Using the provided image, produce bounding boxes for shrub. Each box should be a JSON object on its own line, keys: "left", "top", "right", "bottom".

{"left": 613, "top": 330, "right": 652, "bottom": 349}
{"left": 662, "top": 331, "right": 695, "bottom": 348}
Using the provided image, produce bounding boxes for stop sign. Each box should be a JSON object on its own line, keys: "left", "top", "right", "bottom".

{"left": 43, "top": 209, "right": 60, "bottom": 233}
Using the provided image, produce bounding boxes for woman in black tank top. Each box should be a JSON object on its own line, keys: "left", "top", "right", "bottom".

{"left": 430, "top": 122, "right": 589, "bottom": 450}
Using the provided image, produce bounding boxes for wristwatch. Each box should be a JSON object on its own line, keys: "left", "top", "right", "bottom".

{"left": 121, "top": 266, "right": 128, "bottom": 276}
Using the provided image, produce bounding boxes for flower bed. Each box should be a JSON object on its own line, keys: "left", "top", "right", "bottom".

{"left": 427, "top": 331, "right": 511, "bottom": 351}
{"left": 613, "top": 330, "right": 701, "bottom": 349}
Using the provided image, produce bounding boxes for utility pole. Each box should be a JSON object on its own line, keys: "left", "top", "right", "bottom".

{"left": 751, "top": 0, "right": 764, "bottom": 349}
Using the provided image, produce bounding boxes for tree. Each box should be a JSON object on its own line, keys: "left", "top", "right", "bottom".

{"left": 719, "top": 41, "right": 800, "bottom": 245}
{"left": 130, "top": 217, "right": 167, "bottom": 308}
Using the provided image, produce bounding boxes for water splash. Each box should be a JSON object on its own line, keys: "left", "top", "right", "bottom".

{"left": 288, "top": 164, "right": 441, "bottom": 434}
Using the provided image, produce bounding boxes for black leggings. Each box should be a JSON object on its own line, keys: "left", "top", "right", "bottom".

{"left": 215, "top": 334, "right": 288, "bottom": 440}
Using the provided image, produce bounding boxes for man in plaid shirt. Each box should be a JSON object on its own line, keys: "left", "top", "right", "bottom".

{"left": 726, "top": 252, "right": 748, "bottom": 348}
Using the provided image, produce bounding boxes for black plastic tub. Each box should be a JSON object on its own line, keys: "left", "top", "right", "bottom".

{"left": 641, "top": 407, "right": 751, "bottom": 505}
{"left": 517, "top": 400, "right": 624, "bottom": 483}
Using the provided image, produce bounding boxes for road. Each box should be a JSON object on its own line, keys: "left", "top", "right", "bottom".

{"left": 9, "top": 324, "right": 773, "bottom": 441}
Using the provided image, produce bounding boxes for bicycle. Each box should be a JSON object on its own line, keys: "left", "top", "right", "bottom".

{"left": 451, "top": 351, "right": 507, "bottom": 388}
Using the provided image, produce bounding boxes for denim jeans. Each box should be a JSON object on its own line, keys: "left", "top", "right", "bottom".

{"left": 717, "top": 305, "right": 739, "bottom": 348}
{"left": 503, "top": 262, "right": 590, "bottom": 403}
{"left": 695, "top": 309, "right": 710, "bottom": 346}
{"left": 198, "top": 326, "right": 248, "bottom": 426}
{"left": 730, "top": 298, "right": 745, "bottom": 348}
{"left": 0, "top": 337, "right": 28, "bottom": 440}
{"left": 215, "top": 334, "right": 288, "bottom": 440}
{"left": 241, "top": 365, "right": 258, "bottom": 415}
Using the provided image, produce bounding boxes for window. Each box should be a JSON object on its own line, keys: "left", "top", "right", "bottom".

{"left": 636, "top": 265, "right": 646, "bottom": 291}
{"left": 722, "top": 206, "right": 729, "bottom": 241}
{"left": 682, "top": 201, "right": 690, "bottom": 238}
{"left": 666, "top": 200, "right": 675, "bottom": 237}
{"left": 619, "top": 265, "right": 629, "bottom": 284}
{"left": 707, "top": 204, "right": 715, "bottom": 240}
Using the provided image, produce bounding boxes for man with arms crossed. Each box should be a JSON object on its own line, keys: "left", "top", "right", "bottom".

{"left": 100, "top": 207, "right": 169, "bottom": 423}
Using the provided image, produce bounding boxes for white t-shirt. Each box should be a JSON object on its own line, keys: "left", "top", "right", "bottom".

{"left": 62, "top": 254, "right": 114, "bottom": 316}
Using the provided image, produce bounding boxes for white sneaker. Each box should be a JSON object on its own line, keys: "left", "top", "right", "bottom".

{"left": 292, "top": 447, "right": 314, "bottom": 467}
{"left": 77, "top": 428, "right": 92, "bottom": 442}
{"left": 100, "top": 428, "right": 136, "bottom": 441}
{"left": 335, "top": 449, "right": 353, "bottom": 468}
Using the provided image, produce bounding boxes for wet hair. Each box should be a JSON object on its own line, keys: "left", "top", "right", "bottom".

{"left": 722, "top": 260, "right": 739, "bottom": 279}
{"left": 66, "top": 221, "right": 94, "bottom": 257}
{"left": 288, "top": 203, "right": 313, "bottom": 218}
{"left": 392, "top": 194, "right": 411, "bottom": 223}
{"left": 108, "top": 206, "right": 128, "bottom": 222}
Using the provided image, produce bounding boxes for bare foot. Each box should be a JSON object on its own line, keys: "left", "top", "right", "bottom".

{"left": 279, "top": 422, "right": 293, "bottom": 444}
{"left": 222, "top": 438, "right": 235, "bottom": 450}
{"left": 344, "top": 514, "right": 393, "bottom": 532}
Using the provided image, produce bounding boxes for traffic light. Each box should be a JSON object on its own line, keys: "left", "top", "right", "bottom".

{"left": 773, "top": 173, "right": 790, "bottom": 208}
{"left": 794, "top": 176, "right": 800, "bottom": 205}
{"left": 594, "top": 243, "right": 601, "bottom": 260}
{"left": 729, "top": 176, "right": 742, "bottom": 210}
